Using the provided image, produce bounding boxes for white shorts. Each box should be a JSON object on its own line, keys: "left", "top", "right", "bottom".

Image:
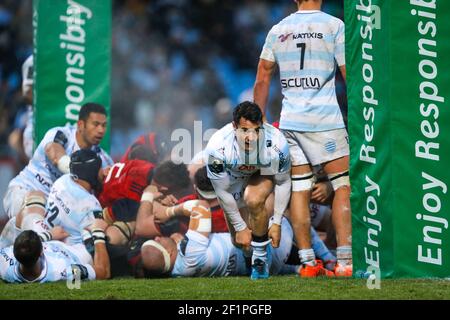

{"left": 3, "top": 184, "right": 30, "bottom": 219}
{"left": 282, "top": 128, "right": 349, "bottom": 166}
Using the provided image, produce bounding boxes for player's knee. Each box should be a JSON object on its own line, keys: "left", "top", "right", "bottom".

{"left": 328, "top": 171, "right": 350, "bottom": 191}
{"left": 23, "top": 191, "right": 46, "bottom": 216}
{"left": 244, "top": 194, "right": 265, "bottom": 211}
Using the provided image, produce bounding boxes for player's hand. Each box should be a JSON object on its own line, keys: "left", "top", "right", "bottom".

{"left": 143, "top": 185, "right": 164, "bottom": 201}
{"left": 92, "top": 218, "right": 109, "bottom": 231}
{"left": 235, "top": 227, "right": 252, "bottom": 249}
{"left": 50, "top": 226, "right": 69, "bottom": 241}
{"left": 311, "top": 182, "right": 332, "bottom": 204}
{"left": 154, "top": 207, "right": 172, "bottom": 224}
{"left": 268, "top": 223, "right": 281, "bottom": 248}
{"left": 159, "top": 194, "right": 178, "bottom": 206}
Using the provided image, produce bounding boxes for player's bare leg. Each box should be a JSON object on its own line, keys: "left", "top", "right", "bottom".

{"left": 323, "top": 156, "right": 352, "bottom": 276}
{"left": 244, "top": 173, "right": 273, "bottom": 279}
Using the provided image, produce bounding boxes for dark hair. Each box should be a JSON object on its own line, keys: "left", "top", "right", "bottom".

{"left": 194, "top": 166, "right": 214, "bottom": 192}
{"left": 79, "top": 103, "right": 107, "bottom": 122}
{"left": 129, "top": 144, "right": 157, "bottom": 163}
{"left": 153, "top": 161, "right": 190, "bottom": 192}
{"left": 13, "top": 230, "right": 42, "bottom": 268}
{"left": 232, "top": 101, "right": 263, "bottom": 125}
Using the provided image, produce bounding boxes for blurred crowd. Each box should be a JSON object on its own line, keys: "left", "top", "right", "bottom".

{"left": 0, "top": 0, "right": 346, "bottom": 162}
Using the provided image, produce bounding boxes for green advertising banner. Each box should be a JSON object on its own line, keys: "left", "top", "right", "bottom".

{"left": 346, "top": 0, "right": 450, "bottom": 278}
{"left": 33, "top": 0, "right": 111, "bottom": 151}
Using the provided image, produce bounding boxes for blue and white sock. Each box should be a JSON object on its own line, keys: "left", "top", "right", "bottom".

{"left": 299, "top": 248, "right": 316, "bottom": 266}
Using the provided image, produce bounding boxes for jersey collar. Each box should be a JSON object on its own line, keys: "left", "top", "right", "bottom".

{"left": 15, "top": 256, "right": 48, "bottom": 283}
{"left": 296, "top": 10, "right": 321, "bottom": 14}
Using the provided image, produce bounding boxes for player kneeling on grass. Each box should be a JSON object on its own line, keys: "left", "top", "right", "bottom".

{"left": 204, "top": 101, "right": 292, "bottom": 280}
{"left": 0, "top": 218, "right": 110, "bottom": 283}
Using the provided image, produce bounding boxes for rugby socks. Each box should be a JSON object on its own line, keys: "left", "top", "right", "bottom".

{"left": 299, "top": 248, "right": 316, "bottom": 266}
{"left": 336, "top": 245, "right": 352, "bottom": 266}
{"left": 251, "top": 234, "right": 270, "bottom": 264}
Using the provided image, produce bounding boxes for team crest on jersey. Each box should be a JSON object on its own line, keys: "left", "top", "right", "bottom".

{"left": 208, "top": 155, "right": 224, "bottom": 174}
{"left": 266, "top": 140, "right": 272, "bottom": 147}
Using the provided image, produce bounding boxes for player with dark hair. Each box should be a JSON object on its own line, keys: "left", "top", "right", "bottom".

{"left": 253, "top": 0, "right": 351, "bottom": 277}
{"left": 0, "top": 149, "right": 103, "bottom": 251}
{"left": 0, "top": 220, "right": 110, "bottom": 283}
{"left": 205, "top": 101, "right": 292, "bottom": 280}
{"left": 154, "top": 166, "right": 229, "bottom": 234}
{"left": 3, "top": 102, "right": 113, "bottom": 219}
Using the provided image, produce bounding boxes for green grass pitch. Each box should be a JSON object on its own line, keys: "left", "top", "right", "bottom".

{"left": 1, "top": 276, "right": 450, "bottom": 300}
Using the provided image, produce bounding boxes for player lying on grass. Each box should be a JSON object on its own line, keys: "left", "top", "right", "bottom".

{"left": 0, "top": 149, "right": 104, "bottom": 256}
{"left": 130, "top": 193, "right": 335, "bottom": 278}
{"left": 96, "top": 161, "right": 191, "bottom": 277}
{"left": 0, "top": 218, "right": 110, "bottom": 283}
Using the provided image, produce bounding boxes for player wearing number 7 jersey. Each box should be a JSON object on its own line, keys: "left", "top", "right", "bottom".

{"left": 253, "top": 0, "right": 352, "bottom": 277}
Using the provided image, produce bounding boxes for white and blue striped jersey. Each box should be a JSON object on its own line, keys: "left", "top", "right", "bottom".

{"left": 8, "top": 124, "right": 113, "bottom": 196}
{"left": 171, "top": 230, "right": 247, "bottom": 277}
{"left": 0, "top": 240, "right": 95, "bottom": 283}
{"left": 260, "top": 10, "right": 345, "bottom": 132}
{"left": 171, "top": 217, "right": 295, "bottom": 278}
{"left": 43, "top": 174, "right": 102, "bottom": 246}
{"left": 205, "top": 122, "right": 290, "bottom": 181}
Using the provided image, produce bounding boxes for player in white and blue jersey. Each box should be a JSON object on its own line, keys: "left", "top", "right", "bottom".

{"left": 3, "top": 103, "right": 113, "bottom": 219}
{"left": 204, "top": 101, "right": 291, "bottom": 280}
{"left": 40, "top": 149, "right": 103, "bottom": 259}
{"left": 253, "top": 0, "right": 351, "bottom": 277}
{"left": 0, "top": 149, "right": 103, "bottom": 253}
{"left": 0, "top": 222, "right": 110, "bottom": 283}
{"left": 132, "top": 198, "right": 296, "bottom": 278}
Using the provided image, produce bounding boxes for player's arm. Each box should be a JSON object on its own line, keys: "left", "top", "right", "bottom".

{"left": 135, "top": 185, "right": 163, "bottom": 237}
{"left": 154, "top": 198, "right": 203, "bottom": 224}
{"left": 90, "top": 219, "right": 111, "bottom": 280}
{"left": 272, "top": 172, "right": 291, "bottom": 225}
{"left": 44, "top": 130, "right": 70, "bottom": 173}
{"left": 210, "top": 177, "right": 247, "bottom": 233}
{"left": 253, "top": 58, "right": 276, "bottom": 120}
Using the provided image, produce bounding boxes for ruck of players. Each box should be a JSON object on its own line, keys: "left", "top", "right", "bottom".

{"left": 1, "top": 0, "right": 352, "bottom": 284}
